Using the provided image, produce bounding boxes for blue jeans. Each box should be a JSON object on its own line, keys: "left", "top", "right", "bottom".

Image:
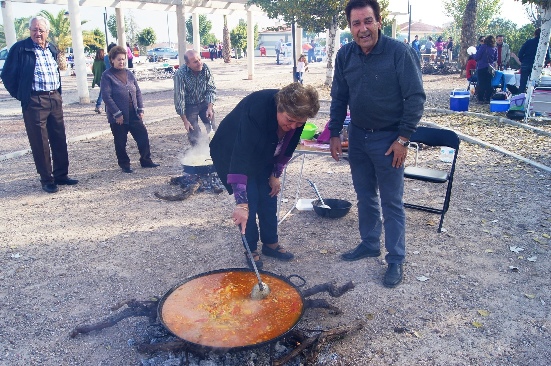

{"left": 347, "top": 123, "right": 406, "bottom": 264}
{"left": 244, "top": 165, "right": 278, "bottom": 252}
{"left": 96, "top": 89, "right": 102, "bottom": 108}
{"left": 185, "top": 100, "right": 215, "bottom": 145}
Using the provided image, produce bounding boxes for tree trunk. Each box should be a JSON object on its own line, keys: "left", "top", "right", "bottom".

{"left": 458, "top": 0, "right": 477, "bottom": 78}
{"left": 57, "top": 50, "right": 68, "bottom": 71}
{"left": 530, "top": 6, "right": 551, "bottom": 87}
{"left": 223, "top": 16, "right": 231, "bottom": 63}
{"left": 324, "top": 16, "right": 338, "bottom": 86}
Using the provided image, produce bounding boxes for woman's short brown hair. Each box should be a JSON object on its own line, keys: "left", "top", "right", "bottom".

{"left": 275, "top": 83, "right": 320, "bottom": 120}
{"left": 108, "top": 45, "right": 127, "bottom": 66}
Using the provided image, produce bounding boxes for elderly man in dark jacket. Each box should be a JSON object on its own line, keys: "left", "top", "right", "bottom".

{"left": 1, "top": 16, "right": 78, "bottom": 193}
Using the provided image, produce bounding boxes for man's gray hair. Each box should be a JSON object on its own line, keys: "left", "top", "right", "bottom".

{"left": 29, "top": 16, "right": 50, "bottom": 31}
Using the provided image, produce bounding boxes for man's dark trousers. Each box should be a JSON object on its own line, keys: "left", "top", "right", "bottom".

{"left": 22, "top": 91, "right": 69, "bottom": 184}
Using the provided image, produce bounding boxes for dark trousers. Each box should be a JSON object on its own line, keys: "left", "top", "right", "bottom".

{"left": 276, "top": 50, "right": 281, "bottom": 64}
{"left": 477, "top": 66, "right": 493, "bottom": 102}
{"left": 519, "top": 67, "right": 531, "bottom": 93}
{"left": 244, "top": 165, "right": 278, "bottom": 252}
{"left": 22, "top": 91, "right": 69, "bottom": 184}
{"left": 185, "top": 101, "right": 215, "bottom": 146}
{"left": 109, "top": 109, "right": 152, "bottom": 168}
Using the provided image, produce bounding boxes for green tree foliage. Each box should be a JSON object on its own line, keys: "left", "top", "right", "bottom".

{"left": 107, "top": 13, "right": 140, "bottom": 45}
{"left": 0, "top": 17, "right": 32, "bottom": 47}
{"left": 230, "top": 19, "right": 259, "bottom": 57}
{"left": 185, "top": 14, "right": 217, "bottom": 47}
{"left": 443, "top": 0, "right": 500, "bottom": 36}
{"left": 138, "top": 27, "right": 157, "bottom": 48}
{"left": 38, "top": 10, "right": 80, "bottom": 70}
{"left": 83, "top": 28, "right": 105, "bottom": 54}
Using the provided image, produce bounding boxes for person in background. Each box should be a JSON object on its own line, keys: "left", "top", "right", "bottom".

{"left": 133, "top": 44, "right": 140, "bottom": 58}
{"left": 424, "top": 36, "right": 435, "bottom": 60}
{"left": 446, "top": 37, "right": 454, "bottom": 62}
{"left": 476, "top": 35, "right": 485, "bottom": 52}
{"left": 275, "top": 38, "right": 283, "bottom": 65}
{"left": 100, "top": 46, "right": 159, "bottom": 173}
{"left": 92, "top": 49, "right": 106, "bottom": 114}
{"left": 496, "top": 35, "right": 510, "bottom": 70}
{"left": 329, "top": 0, "right": 425, "bottom": 288}
{"left": 210, "top": 83, "right": 319, "bottom": 269}
{"left": 466, "top": 54, "right": 477, "bottom": 82}
{"left": 295, "top": 54, "right": 308, "bottom": 84}
{"left": 411, "top": 35, "right": 421, "bottom": 61}
{"left": 475, "top": 35, "right": 497, "bottom": 104}
{"left": 105, "top": 43, "right": 116, "bottom": 71}
{"left": 435, "top": 36, "right": 444, "bottom": 58}
{"left": 173, "top": 50, "right": 217, "bottom": 146}
{"left": 518, "top": 28, "right": 545, "bottom": 93}
{"left": 126, "top": 42, "right": 134, "bottom": 68}
{"left": 308, "top": 39, "right": 316, "bottom": 63}
{"left": 1, "top": 16, "right": 78, "bottom": 193}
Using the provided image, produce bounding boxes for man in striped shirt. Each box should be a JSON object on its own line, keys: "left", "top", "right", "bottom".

{"left": 1, "top": 16, "right": 78, "bottom": 193}
{"left": 173, "top": 50, "right": 216, "bottom": 146}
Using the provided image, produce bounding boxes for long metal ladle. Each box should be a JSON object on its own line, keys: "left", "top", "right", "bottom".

{"left": 239, "top": 226, "right": 270, "bottom": 300}
{"left": 306, "top": 179, "right": 331, "bottom": 209}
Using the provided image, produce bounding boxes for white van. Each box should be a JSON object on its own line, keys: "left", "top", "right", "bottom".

{"left": 0, "top": 46, "right": 9, "bottom": 74}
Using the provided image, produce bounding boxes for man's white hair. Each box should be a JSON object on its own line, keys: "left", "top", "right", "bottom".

{"left": 29, "top": 16, "right": 50, "bottom": 31}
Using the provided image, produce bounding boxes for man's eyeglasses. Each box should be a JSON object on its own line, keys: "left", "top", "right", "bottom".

{"left": 30, "top": 28, "right": 48, "bottom": 34}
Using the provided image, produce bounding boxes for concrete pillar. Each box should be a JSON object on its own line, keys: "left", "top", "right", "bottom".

{"left": 295, "top": 26, "right": 303, "bottom": 60}
{"left": 176, "top": 4, "right": 187, "bottom": 66}
{"left": 115, "top": 7, "right": 126, "bottom": 48}
{"left": 67, "top": 0, "right": 90, "bottom": 104}
{"left": 392, "top": 18, "right": 397, "bottom": 39}
{"left": 1, "top": 0, "right": 17, "bottom": 47}
{"left": 246, "top": 10, "right": 254, "bottom": 80}
{"left": 192, "top": 12, "right": 200, "bottom": 53}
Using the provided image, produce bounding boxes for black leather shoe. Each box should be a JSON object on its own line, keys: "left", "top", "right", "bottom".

{"left": 262, "top": 244, "right": 294, "bottom": 261}
{"left": 141, "top": 162, "right": 160, "bottom": 168}
{"left": 383, "top": 263, "right": 403, "bottom": 288}
{"left": 341, "top": 244, "right": 381, "bottom": 261}
{"left": 121, "top": 167, "right": 133, "bottom": 173}
{"left": 245, "top": 251, "right": 263, "bottom": 270}
{"left": 54, "top": 177, "right": 79, "bottom": 185}
{"left": 42, "top": 183, "right": 59, "bottom": 193}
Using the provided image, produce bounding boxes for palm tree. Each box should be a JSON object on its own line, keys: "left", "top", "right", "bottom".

{"left": 0, "top": 16, "right": 31, "bottom": 47}
{"left": 39, "top": 10, "right": 87, "bottom": 71}
{"left": 459, "top": 0, "right": 477, "bottom": 77}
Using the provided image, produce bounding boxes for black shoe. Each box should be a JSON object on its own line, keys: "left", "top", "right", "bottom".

{"left": 141, "top": 162, "right": 160, "bottom": 168}
{"left": 42, "top": 183, "right": 59, "bottom": 193}
{"left": 383, "top": 263, "right": 403, "bottom": 288}
{"left": 121, "top": 167, "right": 133, "bottom": 173}
{"left": 341, "top": 244, "right": 381, "bottom": 261}
{"left": 54, "top": 177, "right": 79, "bottom": 185}
{"left": 262, "top": 244, "right": 294, "bottom": 261}
{"left": 245, "top": 251, "right": 263, "bottom": 270}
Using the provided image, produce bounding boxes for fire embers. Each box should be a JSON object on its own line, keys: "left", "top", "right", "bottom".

{"left": 171, "top": 173, "right": 224, "bottom": 194}
{"left": 154, "top": 172, "right": 224, "bottom": 201}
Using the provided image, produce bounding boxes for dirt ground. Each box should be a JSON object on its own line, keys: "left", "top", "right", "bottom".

{"left": 1, "top": 57, "right": 550, "bottom": 366}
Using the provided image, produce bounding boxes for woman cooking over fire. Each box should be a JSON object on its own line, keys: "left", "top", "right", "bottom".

{"left": 210, "top": 83, "right": 319, "bottom": 269}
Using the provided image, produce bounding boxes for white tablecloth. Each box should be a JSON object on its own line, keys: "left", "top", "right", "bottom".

{"left": 503, "top": 70, "right": 520, "bottom": 87}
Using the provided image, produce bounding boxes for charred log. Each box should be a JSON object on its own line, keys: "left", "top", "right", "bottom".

{"left": 274, "top": 323, "right": 364, "bottom": 366}
{"left": 302, "top": 281, "right": 355, "bottom": 298}
{"left": 70, "top": 300, "right": 158, "bottom": 338}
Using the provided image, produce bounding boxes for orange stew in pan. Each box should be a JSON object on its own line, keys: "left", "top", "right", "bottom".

{"left": 161, "top": 271, "right": 304, "bottom": 348}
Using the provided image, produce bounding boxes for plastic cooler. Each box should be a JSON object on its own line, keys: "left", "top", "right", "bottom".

{"left": 490, "top": 100, "right": 510, "bottom": 112}
{"left": 450, "top": 89, "right": 470, "bottom": 111}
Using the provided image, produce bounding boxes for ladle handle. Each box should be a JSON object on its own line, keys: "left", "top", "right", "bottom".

{"left": 239, "top": 226, "right": 264, "bottom": 289}
{"left": 305, "top": 179, "right": 327, "bottom": 206}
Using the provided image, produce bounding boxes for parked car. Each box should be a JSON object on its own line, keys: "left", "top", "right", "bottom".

{"left": 281, "top": 42, "right": 292, "bottom": 57}
{"left": 147, "top": 47, "right": 178, "bottom": 60}
{"left": 0, "top": 46, "right": 9, "bottom": 74}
